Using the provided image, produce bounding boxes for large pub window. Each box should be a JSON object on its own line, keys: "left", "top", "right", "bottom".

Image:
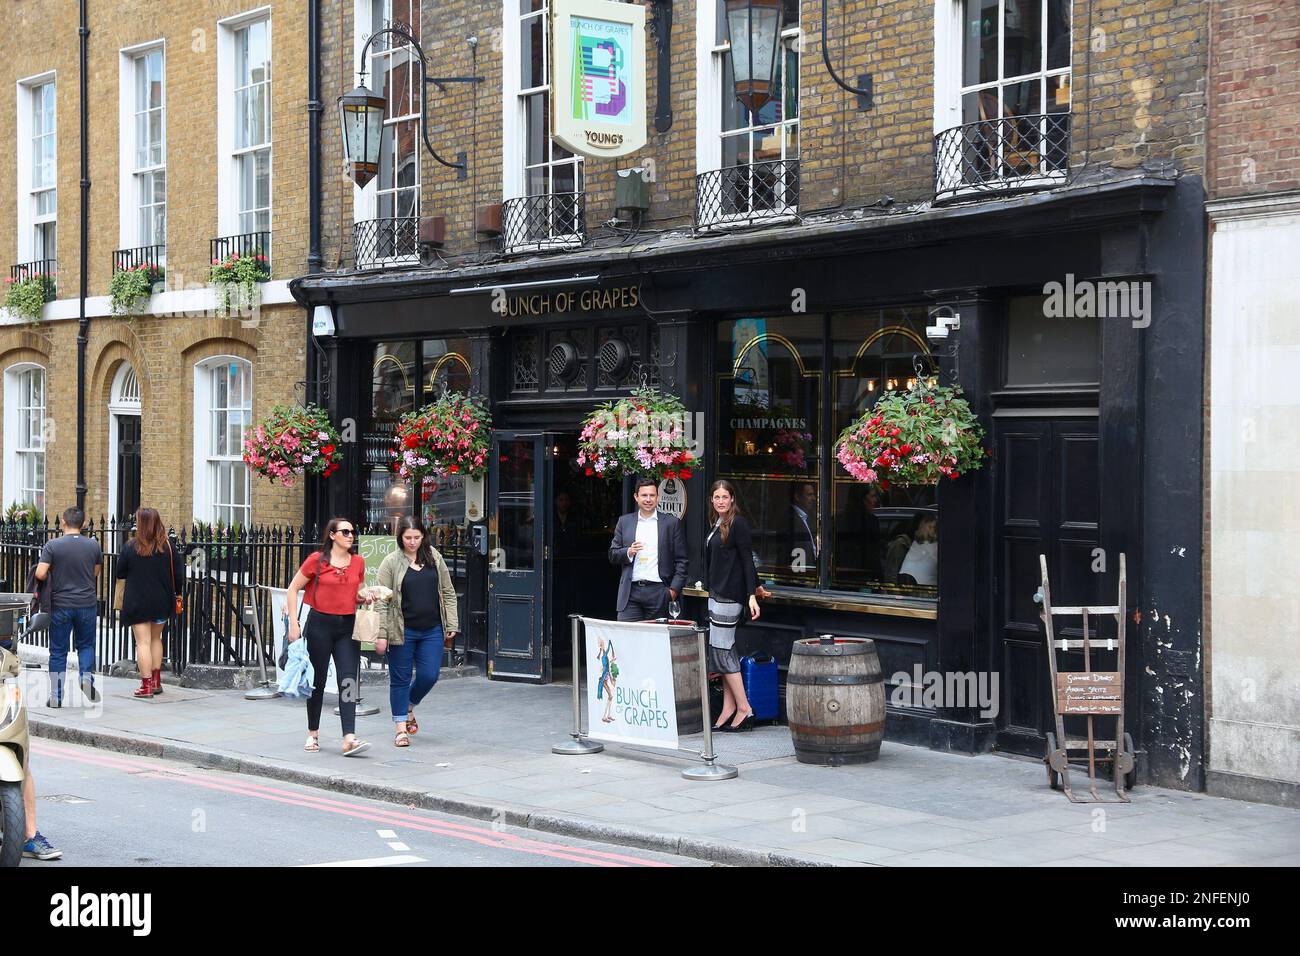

{"left": 363, "top": 337, "right": 471, "bottom": 530}
{"left": 715, "top": 307, "right": 940, "bottom": 602}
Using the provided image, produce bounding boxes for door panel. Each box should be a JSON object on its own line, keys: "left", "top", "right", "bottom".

{"left": 487, "top": 432, "right": 549, "bottom": 682}
{"left": 116, "top": 415, "right": 142, "bottom": 519}
{"left": 993, "top": 416, "right": 1099, "bottom": 754}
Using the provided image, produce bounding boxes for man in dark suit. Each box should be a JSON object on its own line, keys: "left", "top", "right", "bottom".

{"left": 609, "top": 477, "right": 688, "bottom": 621}
{"left": 786, "top": 481, "right": 820, "bottom": 578}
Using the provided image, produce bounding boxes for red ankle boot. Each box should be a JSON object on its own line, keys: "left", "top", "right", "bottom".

{"left": 132, "top": 677, "right": 153, "bottom": 698}
{"left": 151, "top": 669, "right": 163, "bottom": 695}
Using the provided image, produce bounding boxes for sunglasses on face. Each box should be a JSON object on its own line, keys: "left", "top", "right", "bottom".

{"left": 335, "top": 528, "right": 356, "bottom": 537}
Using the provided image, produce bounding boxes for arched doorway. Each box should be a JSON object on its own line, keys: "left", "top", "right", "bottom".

{"left": 108, "top": 363, "right": 142, "bottom": 521}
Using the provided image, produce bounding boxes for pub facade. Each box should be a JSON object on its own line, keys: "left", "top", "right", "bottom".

{"left": 293, "top": 0, "right": 1210, "bottom": 791}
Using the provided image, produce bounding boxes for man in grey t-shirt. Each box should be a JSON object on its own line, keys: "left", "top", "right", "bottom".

{"left": 35, "top": 507, "right": 103, "bottom": 705}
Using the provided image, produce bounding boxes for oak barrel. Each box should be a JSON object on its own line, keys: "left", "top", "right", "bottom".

{"left": 786, "top": 637, "right": 885, "bottom": 766}
{"left": 668, "top": 624, "right": 703, "bottom": 735}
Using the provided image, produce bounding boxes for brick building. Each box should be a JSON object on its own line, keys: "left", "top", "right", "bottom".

{"left": 290, "top": 1, "right": 1213, "bottom": 789}
{"left": 0, "top": 0, "right": 309, "bottom": 530}
{"left": 1205, "top": 0, "right": 1300, "bottom": 807}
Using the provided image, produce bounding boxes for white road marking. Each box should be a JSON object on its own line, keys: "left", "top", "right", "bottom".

{"left": 387, "top": 841, "right": 411, "bottom": 852}
{"left": 376, "top": 829, "right": 397, "bottom": 839}
{"left": 302, "top": 855, "right": 425, "bottom": 867}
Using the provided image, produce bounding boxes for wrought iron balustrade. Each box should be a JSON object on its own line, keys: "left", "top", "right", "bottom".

{"left": 9, "top": 259, "right": 57, "bottom": 300}
{"left": 353, "top": 217, "right": 421, "bottom": 269}
{"left": 209, "top": 231, "right": 271, "bottom": 277}
{"left": 500, "top": 192, "right": 586, "bottom": 253}
{"left": 695, "top": 159, "right": 800, "bottom": 231}
{"left": 934, "top": 113, "right": 1071, "bottom": 202}
{"left": 112, "top": 244, "right": 166, "bottom": 278}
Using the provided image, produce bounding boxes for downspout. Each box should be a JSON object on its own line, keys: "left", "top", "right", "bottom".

{"left": 75, "top": 0, "right": 90, "bottom": 512}
{"left": 305, "top": 0, "right": 323, "bottom": 528}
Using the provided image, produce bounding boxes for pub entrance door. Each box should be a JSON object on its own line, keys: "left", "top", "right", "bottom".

{"left": 487, "top": 432, "right": 551, "bottom": 682}
{"left": 991, "top": 415, "right": 1101, "bottom": 756}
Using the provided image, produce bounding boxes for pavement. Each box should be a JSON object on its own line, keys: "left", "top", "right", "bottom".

{"left": 21, "top": 659, "right": 1300, "bottom": 867}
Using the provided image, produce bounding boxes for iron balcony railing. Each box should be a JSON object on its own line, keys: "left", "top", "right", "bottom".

{"left": 112, "top": 244, "right": 166, "bottom": 278}
{"left": 934, "top": 112, "right": 1071, "bottom": 202}
{"left": 695, "top": 159, "right": 800, "bottom": 231}
{"left": 210, "top": 231, "right": 271, "bottom": 278}
{"left": 353, "top": 217, "right": 420, "bottom": 269}
{"left": 9, "top": 259, "right": 57, "bottom": 300}
{"left": 501, "top": 191, "right": 586, "bottom": 254}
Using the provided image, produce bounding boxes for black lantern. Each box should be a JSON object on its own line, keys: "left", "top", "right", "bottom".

{"left": 725, "top": 0, "right": 784, "bottom": 114}
{"left": 339, "top": 84, "right": 386, "bottom": 188}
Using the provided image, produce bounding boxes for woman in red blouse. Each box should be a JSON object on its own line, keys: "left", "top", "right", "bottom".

{"left": 286, "top": 517, "right": 375, "bottom": 756}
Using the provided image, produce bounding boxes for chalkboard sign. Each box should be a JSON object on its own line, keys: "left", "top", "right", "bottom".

{"left": 358, "top": 534, "right": 398, "bottom": 588}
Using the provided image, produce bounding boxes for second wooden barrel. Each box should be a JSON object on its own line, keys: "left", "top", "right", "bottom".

{"left": 669, "top": 625, "right": 703, "bottom": 735}
{"left": 786, "top": 637, "right": 885, "bottom": 766}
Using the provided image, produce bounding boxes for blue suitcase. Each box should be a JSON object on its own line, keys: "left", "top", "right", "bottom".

{"left": 741, "top": 654, "right": 780, "bottom": 722}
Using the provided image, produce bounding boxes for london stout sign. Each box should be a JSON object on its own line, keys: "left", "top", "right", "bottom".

{"left": 551, "top": 0, "right": 647, "bottom": 159}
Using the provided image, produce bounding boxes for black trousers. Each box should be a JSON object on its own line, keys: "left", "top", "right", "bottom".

{"left": 618, "top": 582, "right": 668, "bottom": 622}
{"left": 304, "top": 610, "right": 360, "bottom": 736}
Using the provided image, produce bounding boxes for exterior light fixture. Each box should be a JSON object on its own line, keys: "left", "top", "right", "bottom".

{"left": 339, "top": 22, "right": 483, "bottom": 185}
{"left": 724, "top": 0, "right": 783, "bottom": 115}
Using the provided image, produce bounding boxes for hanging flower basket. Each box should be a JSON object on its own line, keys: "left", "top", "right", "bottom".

{"left": 577, "top": 387, "right": 699, "bottom": 481}
{"left": 390, "top": 391, "right": 492, "bottom": 482}
{"left": 242, "top": 403, "right": 344, "bottom": 487}
{"left": 835, "top": 379, "right": 987, "bottom": 489}
{"left": 211, "top": 251, "right": 270, "bottom": 317}
{"left": 4, "top": 273, "right": 55, "bottom": 323}
{"left": 109, "top": 262, "right": 164, "bottom": 315}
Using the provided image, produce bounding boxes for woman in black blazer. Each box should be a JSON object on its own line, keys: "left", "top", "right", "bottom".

{"left": 704, "top": 480, "right": 762, "bottom": 732}
{"left": 116, "top": 507, "right": 185, "bottom": 699}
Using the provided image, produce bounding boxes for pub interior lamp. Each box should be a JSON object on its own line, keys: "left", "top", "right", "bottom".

{"left": 725, "top": 0, "right": 784, "bottom": 115}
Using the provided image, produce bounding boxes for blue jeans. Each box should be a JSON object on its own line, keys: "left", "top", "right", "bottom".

{"left": 388, "top": 626, "right": 444, "bottom": 723}
{"left": 49, "top": 606, "right": 98, "bottom": 700}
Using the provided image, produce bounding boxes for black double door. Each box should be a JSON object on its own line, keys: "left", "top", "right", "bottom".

{"left": 991, "top": 415, "right": 1101, "bottom": 755}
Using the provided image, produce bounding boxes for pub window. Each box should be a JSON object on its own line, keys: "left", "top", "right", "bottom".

{"left": 363, "top": 338, "right": 471, "bottom": 530}
{"left": 831, "top": 308, "right": 939, "bottom": 599}
{"left": 1004, "top": 294, "right": 1100, "bottom": 387}
{"left": 716, "top": 316, "right": 822, "bottom": 589}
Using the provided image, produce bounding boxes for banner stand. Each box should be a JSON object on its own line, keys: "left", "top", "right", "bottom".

{"left": 554, "top": 616, "right": 737, "bottom": 781}
{"left": 243, "top": 587, "right": 281, "bottom": 700}
{"left": 681, "top": 624, "right": 738, "bottom": 781}
{"left": 553, "top": 614, "right": 605, "bottom": 755}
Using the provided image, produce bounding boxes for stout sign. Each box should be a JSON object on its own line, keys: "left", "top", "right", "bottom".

{"left": 551, "top": 0, "right": 647, "bottom": 160}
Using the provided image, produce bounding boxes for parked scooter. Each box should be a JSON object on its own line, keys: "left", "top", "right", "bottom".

{"left": 0, "top": 610, "right": 50, "bottom": 867}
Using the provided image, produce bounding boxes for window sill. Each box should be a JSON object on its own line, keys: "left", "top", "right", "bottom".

{"left": 695, "top": 210, "right": 799, "bottom": 234}
{"left": 681, "top": 585, "right": 937, "bottom": 620}
{"left": 502, "top": 236, "right": 585, "bottom": 256}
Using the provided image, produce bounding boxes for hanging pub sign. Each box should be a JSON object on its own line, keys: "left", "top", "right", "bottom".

{"left": 551, "top": 0, "right": 647, "bottom": 160}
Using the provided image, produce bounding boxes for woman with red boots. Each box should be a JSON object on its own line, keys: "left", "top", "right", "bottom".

{"left": 115, "top": 507, "right": 185, "bottom": 698}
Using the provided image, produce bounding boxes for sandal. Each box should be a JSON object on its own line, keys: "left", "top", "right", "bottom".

{"left": 304, "top": 734, "right": 320, "bottom": 753}
{"left": 394, "top": 727, "right": 410, "bottom": 748}
{"left": 342, "top": 738, "right": 371, "bottom": 757}
{"left": 406, "top": 712, "right": 418, "bottom": 736}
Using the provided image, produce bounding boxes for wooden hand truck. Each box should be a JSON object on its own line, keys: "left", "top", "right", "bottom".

{"left": 1036, "top": 553, "right": 1136, "bottom": 804}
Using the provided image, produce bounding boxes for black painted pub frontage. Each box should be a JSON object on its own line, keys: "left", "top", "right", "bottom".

{"left": 291, "top": 172, "right": 1206, "bottom": 790}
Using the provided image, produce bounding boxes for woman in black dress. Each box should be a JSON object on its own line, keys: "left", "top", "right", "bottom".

{"left": 115, "top": 508, "right": 185, "bottom": 699}
{"left": 704, "top": 480, "right": 762, "bottom": 732}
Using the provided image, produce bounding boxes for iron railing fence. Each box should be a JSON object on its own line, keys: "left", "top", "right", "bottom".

{"left": 501, "top": 191, "right": 586, "bottom": 253}
{"left": 209, "top": 231, "right": 272, "bottom": 277}
{"left": 112, "top": 244, "right": 166, "bottom": 277}
{"left": 934, "top": 112, "right": 1071, "bottom": 202}
{"left": 9, "top": 259, "right": 58, "bottom": 300}
{"left": 695, "top": 159, "right": 800, "bottom": 231}
{"left": 353, "top": 217, "right": 421, "bottom": 269}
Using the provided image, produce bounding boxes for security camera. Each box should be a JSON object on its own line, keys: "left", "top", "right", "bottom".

{"left": 926, "top": 309, "right": 960, "bottom": 342}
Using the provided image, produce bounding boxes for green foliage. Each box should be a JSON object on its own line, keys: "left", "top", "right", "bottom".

{"left": 4, "top": 501, "right": 44, "bottom": 525}
{"left": 4, "top": 274, "right": 55, "bottom": 323}
{"left": 110, "top": 264, "right": 164, "bottom": 315}
{"left": 210, "top": 251, "right": 270, "bottom": 316}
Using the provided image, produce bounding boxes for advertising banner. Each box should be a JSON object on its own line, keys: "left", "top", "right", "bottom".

{"left": 583, "top": 618, "right": 678, "bottom": 749}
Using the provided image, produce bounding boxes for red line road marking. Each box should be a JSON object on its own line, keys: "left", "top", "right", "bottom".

{"left": 32, "top": 742, "right": 674, "bottom": 868}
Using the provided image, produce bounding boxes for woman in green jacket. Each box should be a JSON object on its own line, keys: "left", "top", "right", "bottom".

{"left": 374, "top": 517, "right": 460, "bottom": 748}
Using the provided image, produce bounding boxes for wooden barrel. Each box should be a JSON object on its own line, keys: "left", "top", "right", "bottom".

{"left": 786, "top": 637, "right": 885, "bottom": 766}
{"left": 668, "top": 625, "right": 703, "bottom": 735}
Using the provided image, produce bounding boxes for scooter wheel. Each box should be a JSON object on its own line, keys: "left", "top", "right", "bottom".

{"left": 0, "top": 779, "right": 25, "bottom": 867}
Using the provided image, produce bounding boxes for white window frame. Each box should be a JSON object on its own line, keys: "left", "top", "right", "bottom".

{"left": 933, "top": 0, "right": 1071, "bottom": 198}
{"left": 3, "top": 363, "right": 46, "bottom": 514}
{"left": 695, "top": 1, "right": 800, "bottom": 229}
{"left": 217, "top": 8, "right": 272, "bottom": 249}
{"left": 501, "top": 0, "right": 584, "bottom": 252}
{"left": 352, "top": 0, "right": 422, "bottom": 267}
{"left": 117, "top": 41, "right": 167, "bottom": 257}
{"left": 15, "top": 72, "right": 57, "bottom": 266}
{"left": 107, "top": 363, "right": 142, "bottom": 520}
{"left": 192, "top": 356, "right": 253, "bottom": 528}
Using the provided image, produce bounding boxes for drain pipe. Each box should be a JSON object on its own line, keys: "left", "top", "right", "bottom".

{"left": 307, "top": 0, "right": 322, "bottom": 273}
{"left": 75, "top": 0, "right": 90, "bottom": 512}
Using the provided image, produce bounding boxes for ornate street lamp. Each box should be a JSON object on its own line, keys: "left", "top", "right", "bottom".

{"left": 724, "top": 0, "right": 784, "bottom": 115}
{"left": 339, "top": 22, "right": 482, "bottom": 185}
